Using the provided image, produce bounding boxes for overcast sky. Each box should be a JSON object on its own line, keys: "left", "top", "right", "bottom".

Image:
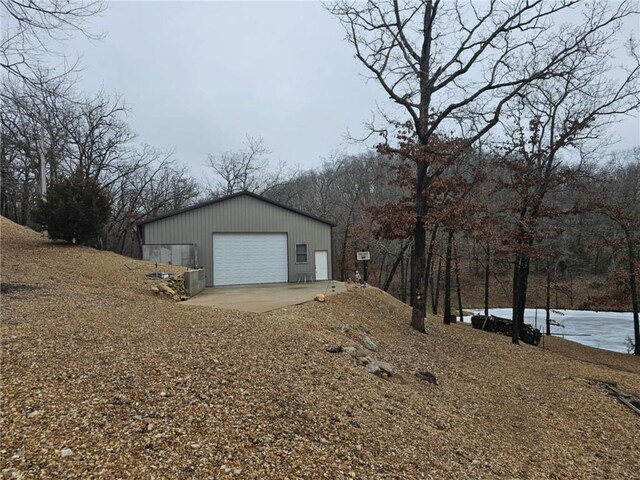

{"left": 62, "top": 1, "right": 639, "bottom": 175}
{"left": 62, "top": 1, "right": 387, "bottom": 175}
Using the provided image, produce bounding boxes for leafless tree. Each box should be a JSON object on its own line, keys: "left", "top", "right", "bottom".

{"left": 206, "top": 136, "right": 290, "bottom": 196}
{"left": 107, "top": 146, "right": 200, "bottom": 255}
{"left": 0, "top": 71, "right": 74, "bottom": 220}
{"left": 62, "top": 90, "right": 135, "bottom": 185}
{"left": 329, "top": 0, "right": 638, "bottom": 332}
{"left": 1, "top": 0, "right": 104, "bottom": 86}
{"left": 589, "top": 150, "right": 640, "bottom": 355}
{"left": 496, "top": 34, "right": 639, "bottom": 343}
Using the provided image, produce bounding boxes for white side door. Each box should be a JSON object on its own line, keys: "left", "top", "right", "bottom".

{"left": 314, "top": 250, "right": 329, "bottom": 281}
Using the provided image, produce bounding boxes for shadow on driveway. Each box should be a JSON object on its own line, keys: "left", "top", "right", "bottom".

{"left": 182, "top": 281, "right": 346, "bottom": 313}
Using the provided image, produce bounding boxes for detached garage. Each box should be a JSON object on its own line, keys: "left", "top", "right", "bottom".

{"left": 137, "top": 191, "right": 334, "bottom": 287}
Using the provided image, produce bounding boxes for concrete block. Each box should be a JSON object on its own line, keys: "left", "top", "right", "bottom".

{"left": 183, "top": 268, "right": 205, "bottom": 297}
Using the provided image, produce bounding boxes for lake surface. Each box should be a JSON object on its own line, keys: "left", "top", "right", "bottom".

{"left": 466, "top": 308, "right": 636, "bottom": 354}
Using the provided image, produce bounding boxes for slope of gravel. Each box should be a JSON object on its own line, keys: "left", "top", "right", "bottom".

{"left": 1, "top": 217, "right": 639, "bottom": 479}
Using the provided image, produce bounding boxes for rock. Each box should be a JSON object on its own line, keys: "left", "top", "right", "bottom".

{"left": 355, "top": 354, "right": 392, "bottom": 378}
{"left": 415, "top": 371, "right": 438, "bottom": 385}
{"left": 60, "top": 448, "right": 73, "bottom": 458}
{"left": 190, "top": 443, "right": 200, "bottom": 449}
{"left": 146, "top": 422, "right": 154, "bottom": 432}
{"left": 326, "top": 345, "right": 343, "bottom": 354}
{"left": 150, "top": 286, "right": 160, "bottom": 294}
{"left": 314, "top": 294, "right": 326, "bottom": 302}
{"left": 360, "top": 324, "right": 370, "bottom": 334}
{"left": 377, "top": 361, "right": 394, "bottom": 376}
{"left": 341, "top": 324, "right": 350, "bottom": 334}
{"left": 356, "top": 355, "right": 373, "bottom": 366}
{"left": 180, "top": 295, "right": 189, "bottom": 301}
{"left": 158, "top": 284, "right": 175, "bottom": 295}
{"left": 343, "top": 346, "right": 357, "bottom": 357}
{"left": 364, "top": 361, "right": 381, "bottom": 375}
{"left": 362, "top": 336, "right": 378, "bottom": 351}
{"left": 160, "top": 391, "right": 168, "bottom": 397}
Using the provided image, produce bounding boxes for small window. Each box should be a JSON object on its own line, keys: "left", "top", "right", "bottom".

{"left": 295, "top": 243, "right": 308, "bottom": 264}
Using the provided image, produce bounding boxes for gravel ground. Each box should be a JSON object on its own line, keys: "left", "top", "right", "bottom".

{"left": 1, "top": 217, "right": 639, "bottom": 479}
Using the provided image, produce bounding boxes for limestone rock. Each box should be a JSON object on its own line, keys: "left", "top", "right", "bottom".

{"left": 377, "top": 361, "right": 393, "bottom": 376}
{"left": 60, "top": 448, "right": 73, "bottom": 458}
{"left": 362, "top": 336, "right": 378, "bottom": 351}
{"left": 314, "top": 294, "right": 326, "bottom": 302}
{"left": 343, "top": 346, "right": 357, "bottom": 357}
{"left": 364, "top": 361, "right": 381, "bottom": 375}
{"left": 356, "top": 355, "right": 373, "bottom": 366}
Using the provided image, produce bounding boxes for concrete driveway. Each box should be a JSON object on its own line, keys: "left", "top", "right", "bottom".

{"left": 182, "top": 281, "right": 346, "bottom": 313}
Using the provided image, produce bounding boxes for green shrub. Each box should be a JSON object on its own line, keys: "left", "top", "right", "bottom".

{"left": 32, "top": 172, "right": 111, "bottom": 245}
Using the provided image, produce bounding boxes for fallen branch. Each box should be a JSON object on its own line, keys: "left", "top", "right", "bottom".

{"left": 601, "top": 382, "right": 640, "bottom": 417}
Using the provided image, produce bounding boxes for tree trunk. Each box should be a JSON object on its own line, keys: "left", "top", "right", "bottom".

{"left": 340, "top": 222, "right": 350, "bottom": 281}
{"left": 512, "top": 252, "right": 532, "bottom": 343}
{"left": 546, "top": 267, "right": 551, "bottom": 336}
{"left": 454, "top": 240, "right": 463, "bottom": 323}
{"left": 625, "top": 229, "right": 639, "bottom": 356}
{"left": 400, "top": 247, "right": 407, "bottom": 304}
{"left": 409, "top": 1, "right": 435, "bottom": 331}
{"left": 444, "top": 231, "right": 453, "bottom": 324}
{"left": 484, "top": 245, "right": 490, "bottom": 319}
{"left": 383, "top": 240, "right": 411, "bottom": 292}
{"left": 432, "top": 258, "right": 442, "bottom": 315}
{"left": 423, "top": 227, "right": 439, "bottom": 312}
{"left": 403, "top": 253, "right": 410, "bottom": 304}
{"left": 410, "top": 162, "right": 429, "bottom": 332}
{"left": 378, "top": 251, "right": 387, "bottom": 290}
{"left": 512, "top": 253, "right": 521, "bottom": 344}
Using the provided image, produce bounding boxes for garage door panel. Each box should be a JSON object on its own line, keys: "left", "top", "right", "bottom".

{"left": 213, "top": 233, "right": 288, "bottom": 285}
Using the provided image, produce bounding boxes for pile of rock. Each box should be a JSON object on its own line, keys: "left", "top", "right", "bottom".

{"left": 150, "top": 275, "right": 188, "bottom": 302}
{"left": 327, "top": 342, "right": 394, "bottom": 379}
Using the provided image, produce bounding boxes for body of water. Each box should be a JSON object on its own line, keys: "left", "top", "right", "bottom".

{"left": 466, "top": 308, "right": 636, "bottom": 354}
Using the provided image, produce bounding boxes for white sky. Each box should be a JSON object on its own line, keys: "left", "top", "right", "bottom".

{"left": 55, "top": 1, "right": 640, "bottom": 174}
{"left": 60, "top": 1, "right": 387, "bottom": 175}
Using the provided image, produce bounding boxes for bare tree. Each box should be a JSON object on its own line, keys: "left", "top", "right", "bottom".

{"left": 62, "top": 90, "right": 134, "bottom": 184}
{"left": 497, "top": 36, "right": 640, "bottom": 343}
{"left": 0, "top": 71, "right": 74, "bottom": 221}
{"left": 589, "top": 150, "right": 640, "bottom": 355}
{"left": 206, "top": 136, "right": 289, "bottom": 196}
{"left": 107, "top": 146, "right": 200, "bottom": 255}
{"left": 329, "top": 0, "right": 638, "bottom": 332}
{"left": 1, "top": 0, "right": 104, "bottom": 85}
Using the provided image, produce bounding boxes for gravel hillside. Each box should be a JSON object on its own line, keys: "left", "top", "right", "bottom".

{"left": 1, "top": 217, "right": 639, "bottom": 479}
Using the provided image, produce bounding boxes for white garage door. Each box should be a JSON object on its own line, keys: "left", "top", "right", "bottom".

{"left": 213, "top": 233, "right": 288, "bottom": 286}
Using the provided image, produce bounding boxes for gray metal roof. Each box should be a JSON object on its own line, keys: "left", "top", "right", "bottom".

{"left": 137, "top": 191, "right": 337, "bottom": 228}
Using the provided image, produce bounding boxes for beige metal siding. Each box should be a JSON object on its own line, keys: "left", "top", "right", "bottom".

{"left": 142, "top": 195, "right": 333, "bottom": 286}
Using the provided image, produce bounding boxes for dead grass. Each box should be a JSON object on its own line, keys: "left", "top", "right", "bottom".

{"left": 1, "top": 217, "right": 639, "bottom": 479}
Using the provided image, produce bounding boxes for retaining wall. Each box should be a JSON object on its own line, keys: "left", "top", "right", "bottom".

{"left": 183, "top": 269, "right": 205, "bottom": 297}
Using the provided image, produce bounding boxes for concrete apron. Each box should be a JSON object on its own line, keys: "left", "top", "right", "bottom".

{"left": 181, "top": 281, "right": 346, "bottom": 313}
